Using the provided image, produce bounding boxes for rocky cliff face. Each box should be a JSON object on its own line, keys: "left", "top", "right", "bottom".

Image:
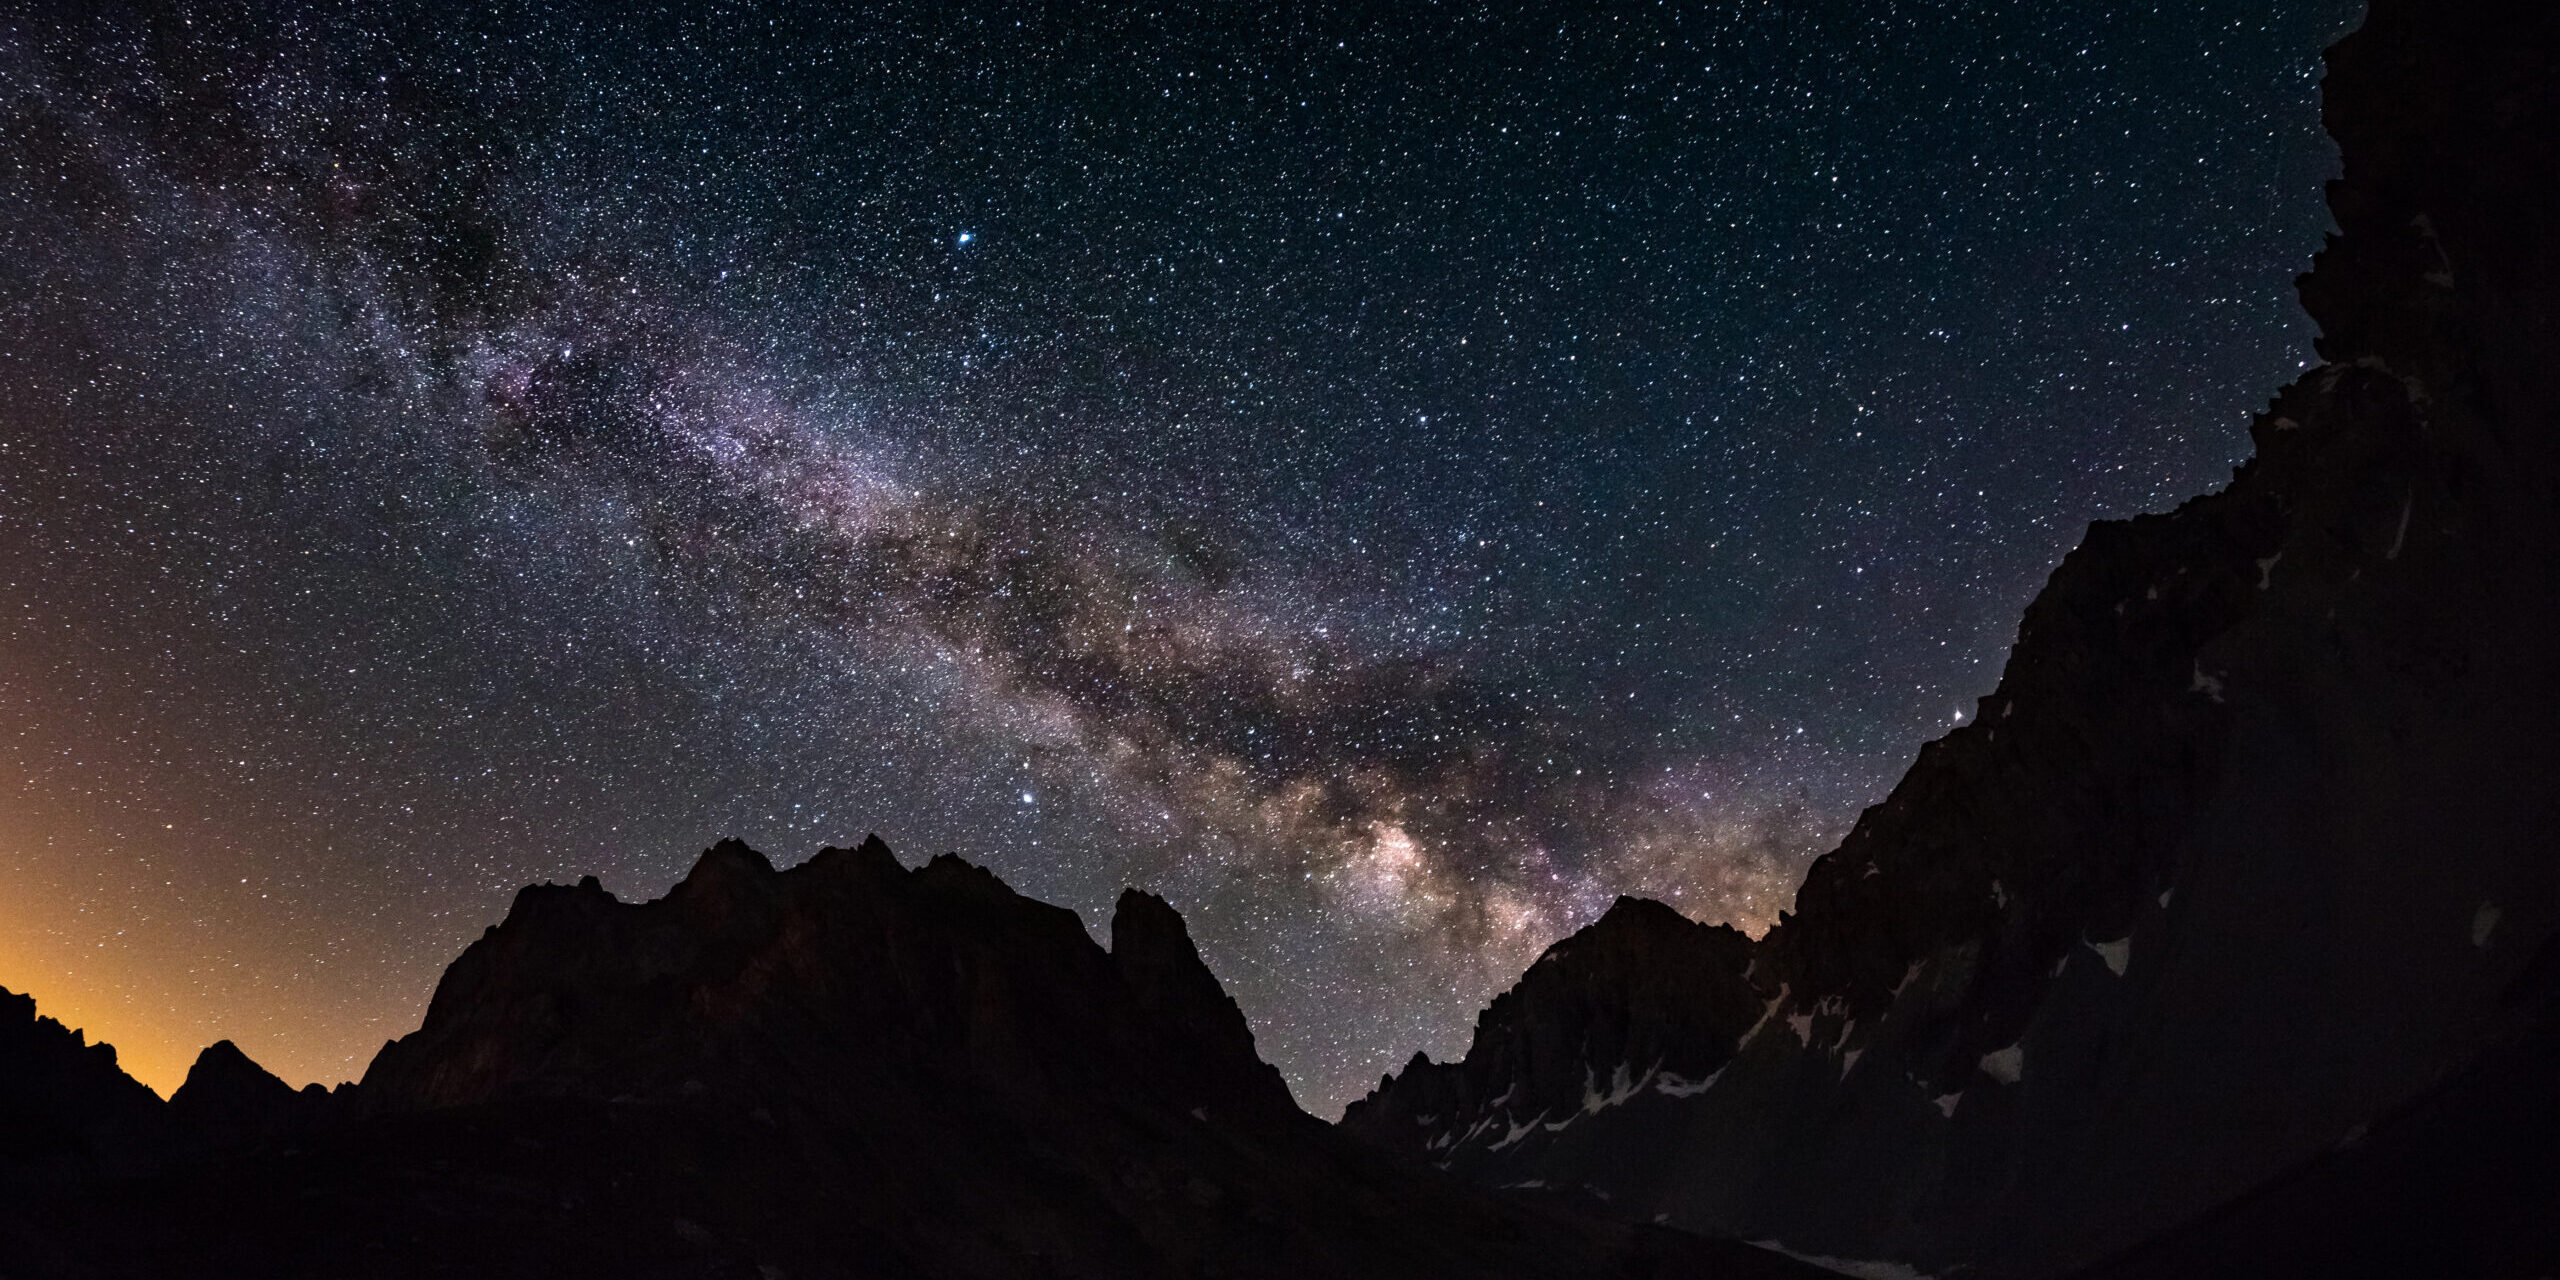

{"left": 1345, "top": 1, "right": 2560, "bottom": 1274}
{"left": 7, "top": 839, "right": 1813, "bottom": 1280}
{"left": 1343, "top": 898, "right": 1762, "bottom": 1167}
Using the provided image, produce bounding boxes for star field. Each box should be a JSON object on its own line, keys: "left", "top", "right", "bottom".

{"left": 0, "top": 0, "right": 2355, "bottom": 1114}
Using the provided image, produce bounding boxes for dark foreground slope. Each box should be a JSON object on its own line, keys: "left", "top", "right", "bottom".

{"left": 1346, "top": 0, "right": 2560, "bottom": 1275}
{"left": 2, "top": 838, "right": 1815, "bottom": 1280}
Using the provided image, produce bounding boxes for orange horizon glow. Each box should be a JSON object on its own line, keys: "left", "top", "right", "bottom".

{"left": 0, "top": 806, "right": 450, "bottom": 1100}
{"left": 0, "top": 862, "right": 382, "bottom": 1098}
{"left": 0, "top": 913, "right": 425, "bottom": 1100}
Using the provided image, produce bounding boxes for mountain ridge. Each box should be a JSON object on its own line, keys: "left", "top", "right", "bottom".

{"left": 3, "top": 836, "right": 1814, "bottom": 1279}
{"left": 1342, "top": 0, "right": 2560, "bottom": 1273}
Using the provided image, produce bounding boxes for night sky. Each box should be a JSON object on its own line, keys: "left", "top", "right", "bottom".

{"left": 1, "top": 0, "right": 2355, "bottom": 1115}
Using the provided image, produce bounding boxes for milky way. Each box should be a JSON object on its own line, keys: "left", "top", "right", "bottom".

{"left": 0, "top": 0, "right": 2354, "bottom": 1113}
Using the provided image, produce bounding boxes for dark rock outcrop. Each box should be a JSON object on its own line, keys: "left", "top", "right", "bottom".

{"left": 0, "top": 985, "right": 166, "bottom": 1168}
{"left": 7, "top": 838, "right": 1819, "bottom": 1279}
{"left": 1346, "top": 0, "right": 2560, "bottom": 1274}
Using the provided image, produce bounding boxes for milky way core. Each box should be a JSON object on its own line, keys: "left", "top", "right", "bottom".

{"left": 0, "top": 0, "right": 2353, "bottom": 1113}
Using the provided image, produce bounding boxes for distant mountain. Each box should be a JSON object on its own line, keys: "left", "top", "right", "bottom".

{"left": 1345, "top": 898, "right": 1761, "bottom": 1165}
{"left": 166, "top": 1039, "right": 339, "bottom": 1146}
{"left": 2, "top": 838, "right": 1815, "bottom": 1279}
{"left": 1344, "top": 1, "right": 2560, "bottom": 1275}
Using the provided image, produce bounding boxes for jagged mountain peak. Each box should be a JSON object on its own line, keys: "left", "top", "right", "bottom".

{"left": 1343, "top": 895, "right": 1761, "bottom": 1164}
{"left": 167, "top": 1039, "right": 332, "bottom": 1143}
{"left": 363, "top": 838, "right": 1252, "bottom": 1115}
{"left": 1111, "top": 887, "right": 1299, "bottom": 1114}
{"left": 673, "top": 835, "right": 777, "bottom": 886}
{"left": 170, "top": 1039, "right": 290, "bottom": 1106}
{"left": 0, "top": 984, "right": 168, "bottom": 1166}
{"left": 1592, "top": 896, "right": 1748, "bottom": 950}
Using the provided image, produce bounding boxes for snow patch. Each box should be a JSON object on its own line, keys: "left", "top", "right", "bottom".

{"left": 1932, "top": 1092, "right": 1962, "bottom": 1119}
{"left": 1548, "top": 1060, "right": 1654, "bottom": 1131}
{"left": 2158, "top": 887, "right": 2175, "bottom": 909}
{"left": 1750, "top": 1240, "right": 1936, "bottom": 1280}
{"left": 1842, "top": 1048, "right": 1864, "bottom": 1077}
{"left": 1656, "top": 1068, "right": 1723, "bottom": 1098}
{"left": 2256, "top": 552, "right": 2283, "bottom": 590}
{"left": 1979, "top": 1043, "right": 2023, "bottom": 1085}
{"left": 2190, "top": 663, "right": 2226, "bottom": 703}
{"left": 1890, "top": 961, "right": 1924, "bottom": 999}
{"left": 1583, "top": 1061, "right": 1649, "bottom": 1113}
{"left": 2413, "top": 213, "right": 2456, "bottom": 290}
{"left": 2387, "top": 491, "right": 2413, "bottom": 560}
{"left": 1789, "top": 994, "right": 1847, "bottom": 1047}
{"left": 1743, "top": 984, "right": 1789, "bottom": 1044}
{"left": 1991, "top": 880, "right": 2008, "bottom": 909}
{"left": 2090, "top": 936, "right": 2130, "bottom": 976}
{"left": 2473, "top": 901, "right": 2502, "bottom": 948}
{"left": 1488, "top": 1112, "right": 1547, "bottom": 1151}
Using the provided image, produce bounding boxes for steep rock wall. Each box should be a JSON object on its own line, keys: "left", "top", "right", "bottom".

{"left": 1347, "top": 2, "right": 2560, "bottom": 1273}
